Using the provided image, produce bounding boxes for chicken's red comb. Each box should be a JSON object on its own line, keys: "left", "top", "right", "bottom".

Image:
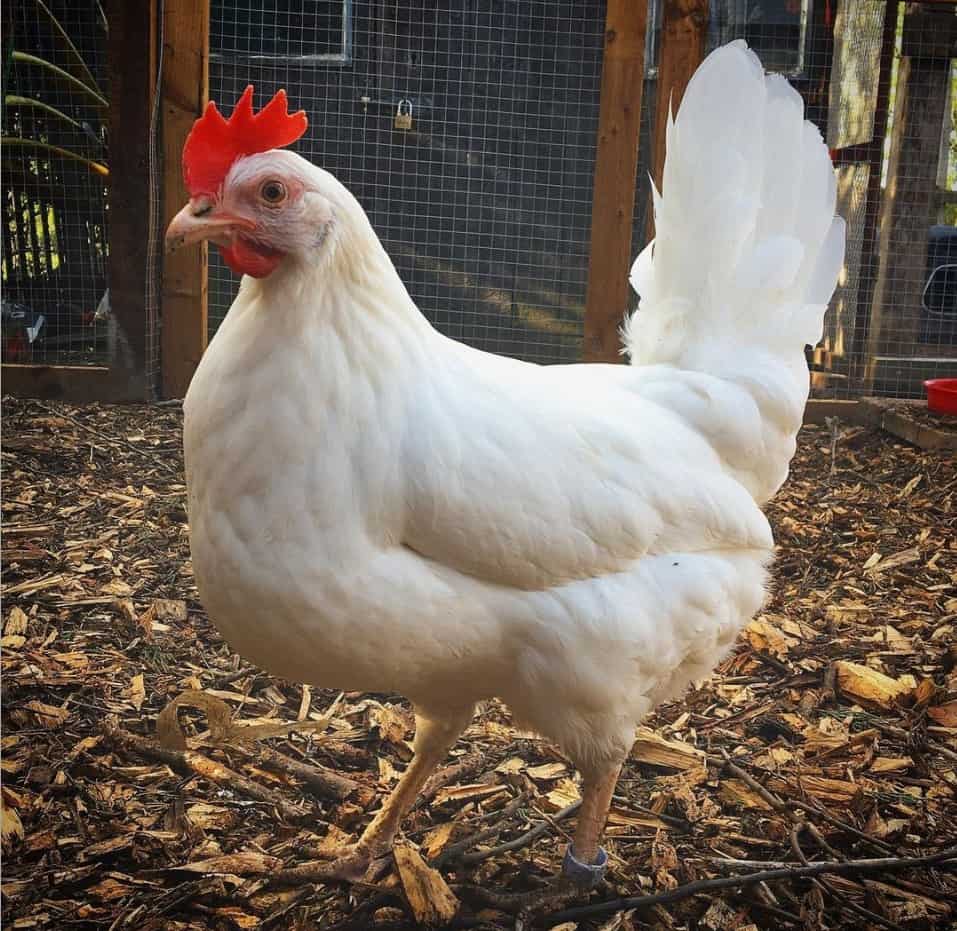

{"left": 182, "top": 85, "right": 308, "bottom": 197}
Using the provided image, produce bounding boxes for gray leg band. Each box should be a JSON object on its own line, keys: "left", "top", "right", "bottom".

{"left": 562, "top": 844, "right": 608, "bottom": 886}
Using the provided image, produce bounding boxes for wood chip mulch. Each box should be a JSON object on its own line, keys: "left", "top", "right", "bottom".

{"left": 2, "top": 396, "right": 956, "bottom": 931}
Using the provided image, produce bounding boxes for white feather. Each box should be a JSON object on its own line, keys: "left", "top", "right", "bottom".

{"left": 624, "top": 41, "right": 844, "bottom": 500}
{"left": 183, "top": 42, "right": 844, "bottom": 781}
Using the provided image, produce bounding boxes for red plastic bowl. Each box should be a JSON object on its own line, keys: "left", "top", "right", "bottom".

{"left": 924, "top": 379, "right": 957, "bottom": 416}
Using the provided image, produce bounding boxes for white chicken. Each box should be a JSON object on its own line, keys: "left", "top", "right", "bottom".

{"left": 166, "top": 41, "right": 844, "bottom": 885}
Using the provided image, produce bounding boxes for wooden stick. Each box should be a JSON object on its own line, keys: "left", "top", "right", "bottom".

{"left": 720, "top": 750, "right": 896, "bottom": 855}
{"left": 432, "top": 792, "right": 529, "bottom": 866}
{"left": 458, "top": 801, "right": 581, "bottom": 866}
{"left": 415, "top": 750, "right": 486, "bottom": 809}
{"left": 105, "top": 722, "right": 307, "bottom": 822}
{"left": 245, "top": 743, "right": 363, "bottom": 803}
{"left": 315, "top": 740, "right": 377, "bottom": 772}
{"left": 542, "top": 847, "right": 957, "bottom": 924}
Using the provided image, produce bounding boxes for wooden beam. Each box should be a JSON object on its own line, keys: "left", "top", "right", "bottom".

{"left": 858, "top": 397, "right": 957, "bottom": 450}
{"left": 583, "top": 0, "right": 649, "bottom": 363}
{"left": 645, "top": 0, "right": 707, "bottom": 243}
{"left": 803, "top": 399, "right": 866, "bottom": 425}
{"left": 1, "top": 365, "right": 148, "bottom": 403}
{"left": 160, "top": 0, "right": 210, "bottom": 399}
{"left": 864, "top": 6, "right": 952, "bottom": 388}
{"left": 848, "top": 0, "right": 899, "bottom": 379}
{"left": 106, "top": 0, "right": 156, "bottom": 398}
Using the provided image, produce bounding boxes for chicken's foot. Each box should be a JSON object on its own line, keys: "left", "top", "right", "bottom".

{"left": 275, "top": 707, "right": 473, "bottom": 885}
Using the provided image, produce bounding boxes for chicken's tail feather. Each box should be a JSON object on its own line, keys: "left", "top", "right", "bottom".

{"left": 623, "top": 40, "right": 846, "bottom": 503}
{"left": 624, "top": 40, "right": 844, "bottom": 368}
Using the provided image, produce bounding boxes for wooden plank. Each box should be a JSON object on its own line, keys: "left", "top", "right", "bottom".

{"left": 864, "top": 9, "right": 952, "bottom": 389}
{"left": 582, "top": 0, "right": 649, "bottom": 363}
{"left": 858, "top": 397, "right": 957, "bottom": 451}
{"left": 645, "top": 0, "right": 708, "bottom": 244}
{"left": 803, "top": 399, "right": 866, "bottom": 425}
{"left": 849, "top": 0, "right": 898, "bottom": 381}
{"left": 1, "top": 365, "right": 147, "bottom": 403}
{"left": 160, "top": 0, "right": 210, "bottom": 399}
{"left": 105, "top": 0, "right": 154, "bottom": 399}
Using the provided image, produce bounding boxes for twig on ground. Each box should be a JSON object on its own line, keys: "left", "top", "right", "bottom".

{"left": 721, "top": 749, "right": 897, "bottom": 857}
{"left": 313, "top": 740, "right": 377, "bottom": 771}
{"left": 720, "top": 749, "right": 787, "bottom": 812}
{"left": 210, "top": 666, "right": 260, "bottom": 689}
{"left": 827, "top": 416, "right": 840, "bottom": 477}
{"left": 104, "top": 721, "right": 307, "bottom": 822}
{"left": 541, "top": 847, "right": 957, "bottom": 924}
{"left": 611, "top": 794, "right": 690, "bottom": 830}
{"left": 237, "top": 743, "right": 365, "bottom": 802}
{"left": 415, "top": 750, "right": 486, "bottom": 809}
{"left": 458, "top": 801, "right": 581, "bottom": 866}
{"left": 205, "top": 728, "right": 363, "bottom": 803}
{"left": 36, "top": 402, "right": 183, "bottom": 477}
{"left": 789, "top": 824, "right": 905, "bottom": 931}
{"left": 732, "top": 893, "right": 803, "bottom": 927}
{"left": 785, "top": 799, "right": 896, "bottom": 855}
{"left": 432, "top": 793, "right": 529, "bottom": 866}
{"left": 454, "top": 879, "right": 583, "bottom": 919}
{"left": 724, "top": 748, "right": 903, "bottom": 927}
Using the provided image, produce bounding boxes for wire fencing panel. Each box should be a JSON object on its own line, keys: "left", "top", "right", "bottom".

{"left": 209, "top": 0, "right": 613, "bottom": 364}
{"left": 207, "top": 1, "right": 954, "bottom": 394}
{"left": 859, "top": 5, "right": 956, "bottom": 398}
{"left": 821, "top": 0, "right": 956, "bottom": 399}
{"left": 2, "top": 2, "right": 112, "bottom": 367}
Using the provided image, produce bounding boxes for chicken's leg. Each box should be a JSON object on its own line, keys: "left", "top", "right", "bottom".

{"left": 306, "top": 706, "right": 473, "bottom": 882}
{"left": 356, "top": 708, "right": 472, "bottom": 859}
{"left": 563, "top": 759, "right": 622, "bottom": 886}
{"left": 457, "top": 757, "right": 624, "bottom": 914}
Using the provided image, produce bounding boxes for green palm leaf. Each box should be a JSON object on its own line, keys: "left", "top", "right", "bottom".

{"left": 1, "top": 137, "right": 108, "bottom": 176}
{"left": 5, "top": 94, "right": 85, "bottom": 132}
{"left": 11, "top": 51, "right": 108, "bottom": 110}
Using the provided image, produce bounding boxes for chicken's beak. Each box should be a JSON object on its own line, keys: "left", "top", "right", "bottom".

{"left": 165, "top": 198, "right": 257, "bottom": 253}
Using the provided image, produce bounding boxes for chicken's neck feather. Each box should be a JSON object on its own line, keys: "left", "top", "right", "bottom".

{"left": 222, "top": 200, "right": 437, "bottom": 393}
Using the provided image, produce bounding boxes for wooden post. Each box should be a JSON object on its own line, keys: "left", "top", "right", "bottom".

{"left": 645, "top": 0, "right": 707, "bottom": 243}
{"left": 582, "top": 0, "right": 649, "bottom": 363}
{"left": 847, "top": 0, "right": 900, "bottom": 383}
{"left": 105, "top": 0, "right": 155, "bottom": 397}
{"left": 864, "top": 7, "right": 956, "bottom": 389}
{"left": 161, "top": 0, "right": 210, "bottom": 398}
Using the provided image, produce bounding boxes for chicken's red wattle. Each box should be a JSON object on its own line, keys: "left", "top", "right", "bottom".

{"left": 218, "top": 239, "right": 284, "bottom": 279}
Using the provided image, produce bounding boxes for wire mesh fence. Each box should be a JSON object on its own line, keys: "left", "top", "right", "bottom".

{"left": 209, "top": 0, "right": 611, "bottom": 363}
{"left": 2, "top": 1, "right": 112, "bottom": 367}
{"left": 206, "top": 0, "right": 955, "bottom": 397}
{"left": 3, "top": 2, "right": 953, "bottom": 399}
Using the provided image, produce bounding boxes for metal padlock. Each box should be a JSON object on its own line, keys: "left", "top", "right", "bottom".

{"left": 394, "top": 99, "right": 413, "bottom": 131}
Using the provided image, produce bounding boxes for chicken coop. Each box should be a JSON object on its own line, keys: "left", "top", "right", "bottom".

{"left": 2, "top": 0, "right": 955, "bottom": 402}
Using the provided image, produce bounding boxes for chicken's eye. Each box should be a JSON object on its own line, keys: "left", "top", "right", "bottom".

{"left": 260, "top": 180, "right": 287, "bottom": 205}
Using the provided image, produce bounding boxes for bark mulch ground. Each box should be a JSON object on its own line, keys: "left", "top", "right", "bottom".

{"left": 2, "top": 397, "right": 955, "bottom": 930}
